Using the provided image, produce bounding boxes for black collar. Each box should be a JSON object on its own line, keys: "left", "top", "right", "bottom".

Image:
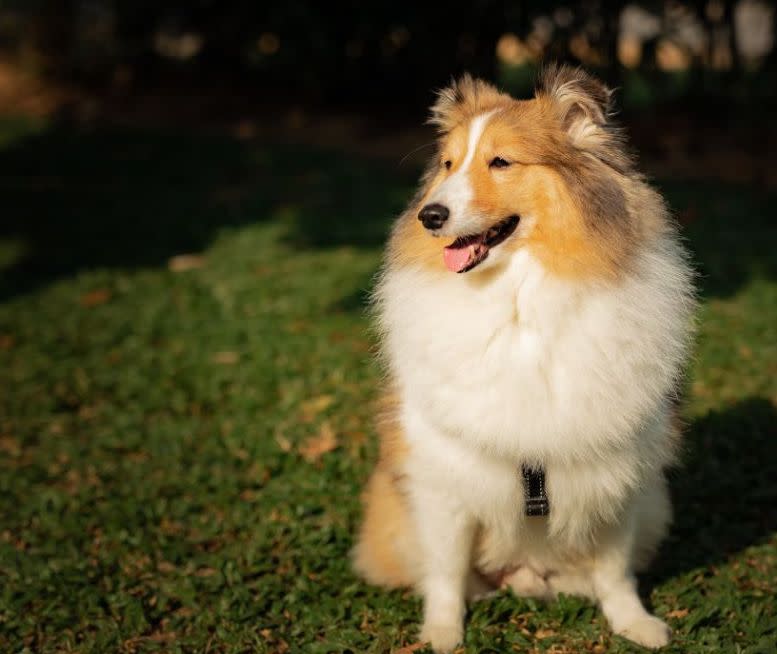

{"left": 522, "top": 465, "right": 550, "bottom": 516}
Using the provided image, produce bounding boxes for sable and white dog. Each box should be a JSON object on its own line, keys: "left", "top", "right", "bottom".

{"left": 353, "top": 65, "right": 696, "bottom": 652}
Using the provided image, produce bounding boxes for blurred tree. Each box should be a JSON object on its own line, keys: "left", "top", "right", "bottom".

{"left": 0, "top": 0, "right": 773, "bottom": 108}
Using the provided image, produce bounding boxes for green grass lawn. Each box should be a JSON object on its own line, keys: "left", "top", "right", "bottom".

{"left": 0, "top": 117, "right": 775, "bottom": 654}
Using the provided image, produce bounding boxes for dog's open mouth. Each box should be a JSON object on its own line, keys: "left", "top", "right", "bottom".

{"left": 443, "top": 215, "right": 520, "bottom": 273}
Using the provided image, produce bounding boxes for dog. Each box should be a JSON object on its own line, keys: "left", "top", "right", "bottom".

{"left": 353, "top": 65, "right": 696, "bottom": 652}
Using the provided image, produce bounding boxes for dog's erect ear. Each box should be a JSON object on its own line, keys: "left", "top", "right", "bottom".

{"left": 429, "top": 74, "right": 507, "bottom": 133}
{"left": 537, "top": 64, "right": 614, "bottom": 148}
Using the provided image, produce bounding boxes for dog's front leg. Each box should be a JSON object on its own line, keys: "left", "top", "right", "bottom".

{"left": 593, "top": 518, "right": 671, "bottom": 649}
{"left": 412, "top": 485, "right": 475, "bottom": 654}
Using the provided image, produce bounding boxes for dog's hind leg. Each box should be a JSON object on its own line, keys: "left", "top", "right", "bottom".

{"left": 353, "top": 399, "right": 421, "bottom": 589}
{"left": 352, "top": 465, "right": 419, "bottom": 588}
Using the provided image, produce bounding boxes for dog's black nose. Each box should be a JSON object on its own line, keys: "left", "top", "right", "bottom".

{"left": 418, "top": 203, "right": 449, "bottom": 230}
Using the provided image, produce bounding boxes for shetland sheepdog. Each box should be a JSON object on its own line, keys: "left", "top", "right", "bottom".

{"left": 353, "top": 65, "right": 696, "bottom": 652}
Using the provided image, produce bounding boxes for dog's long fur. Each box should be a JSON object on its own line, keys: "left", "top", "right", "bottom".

{"left": 353, "top": 65, "right": 696, "bottom": 652}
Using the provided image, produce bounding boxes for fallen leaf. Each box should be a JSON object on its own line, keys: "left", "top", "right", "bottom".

{"left": 80, "top": 288, "right": 111, "bottom": 307}
{"left": 159, "top": 518, "right": 183, "bottom": 535}
{"left": 393, "top": 643, "right": 426, "bottom": 654}
{"left": 274, "top": 433, "right": 292, "bottom": 452}
{"left": 124, "top": 630, "right": 177, "bottom": 645}
{"left": 299, "top": 421, "right": 338, "bottom": 462}
{"left": 0, "top": 436, "right": 21, "bottom": 457}
{"left": 534, "top": 628, "right": 556, "bottom": 639}
{"left": 666, "top": 608, "right": 689, "bottom": 619}
{"left": 212, "top": 351, "right": 239, "bottom": 365}
{"left": 78, "top": 405, "right": 98, "bottom": 420}
{"left": 195, "top": 566, "right": 218, "bottom": 577}
{"left": 285, "top": 320, "right": 309, "bottom": 334}
{"left": 168, "top": 254, "right": 205, "bottom": 272}
{"left": 301, "top": 394, "right": 334, "bottom": 419}
{"left": 268, "top": 508, "right": 288, "bottom": 523}
{"left": 230, "top": 447, "right": 249, "bottom": 461}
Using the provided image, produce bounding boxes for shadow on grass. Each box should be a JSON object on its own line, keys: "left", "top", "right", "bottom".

{"left": 0, "top": 120, "right": 412, "bottom": 301}
{"left": 649, "top": 397, "right": 777, "bottom": 585}
{"left": 658, "top": 181, "right": 777, "bottom": 299}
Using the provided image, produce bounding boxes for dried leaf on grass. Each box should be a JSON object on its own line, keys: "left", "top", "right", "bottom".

{"left": 195, "top": 567, "right": 218, "bottom": 577}
{"left": 300, "top": 394, "right": 334, "bottom": 420}
{"left": 259, "top": 628, "right": 288, "bottom": 653}
{"left": 168, "top": 254, "right": 205, "bottom": 272}
{"left": 299, "top": 421, "right": 338, "bottom": 462}
{"left": 80, "top": 288, "right": 111, "bottom": 307}
{"left": 212, "top": 351, "right": 239, "bottom": 365}
{"left": 274, "top": 433, "right": 293, "bottom": 452}
{"left": 0, "top": 436, "right": 21, "bottom": 457}
{"left": 666, "top": 608, "right": 690, "bottom": 619}
{"left": 393, "top": 643, "right": 426, "bottom": 654}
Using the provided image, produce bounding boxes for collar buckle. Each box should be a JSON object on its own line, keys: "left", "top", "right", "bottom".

{"left": 522, "top": 465, "right": 550, "bottom": 516}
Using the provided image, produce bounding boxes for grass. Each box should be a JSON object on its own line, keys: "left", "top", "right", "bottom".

{"left": 0, "top": 116, "right": 775, "bottom": 654}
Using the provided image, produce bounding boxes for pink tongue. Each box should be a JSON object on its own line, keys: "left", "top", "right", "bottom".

{"left": 443, "top": 244, "right": 476, "bottom": 272}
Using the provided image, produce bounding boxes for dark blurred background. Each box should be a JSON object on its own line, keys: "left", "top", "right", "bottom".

{"left": 1, "top": 0, "right": 775, "bottom": 182}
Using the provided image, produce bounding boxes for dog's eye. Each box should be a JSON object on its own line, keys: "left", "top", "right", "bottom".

{"left": 489, "top": 157, "right": 510, "bottom": 169}
{"left": 444, "top": 160, "right": 452, "bottom": 170}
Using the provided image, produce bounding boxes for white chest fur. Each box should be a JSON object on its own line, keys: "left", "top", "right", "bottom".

{"left": 377, "top": 241, "right": 693, "bottom": 543}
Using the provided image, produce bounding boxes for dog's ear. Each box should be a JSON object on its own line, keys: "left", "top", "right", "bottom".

{"left": 537, "top": 64, "right": 614, "bottom": 149}
{"left": 429, "top": 74, "right": 505, "bottom": 133}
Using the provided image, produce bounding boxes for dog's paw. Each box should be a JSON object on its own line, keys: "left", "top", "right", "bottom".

{"left": 503, "top": 566, "right": 552, "bottom": 599}
{"left": 617, "top": 615, "right": 671, "bottom": 649}
{"left": 419, "top": 620, "right": 463, "bottom": 653}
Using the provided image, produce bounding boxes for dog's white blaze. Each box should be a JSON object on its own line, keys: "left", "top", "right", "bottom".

{"left": 460, "top": 110, "right": 492, "bottom": 170}
{"left": 429, "top": 111, "right": 495, "bottom": 232}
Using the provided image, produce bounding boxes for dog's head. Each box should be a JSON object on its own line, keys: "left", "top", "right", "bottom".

{"left": 391, "top": 65, "right": 651, "bottom": 279}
